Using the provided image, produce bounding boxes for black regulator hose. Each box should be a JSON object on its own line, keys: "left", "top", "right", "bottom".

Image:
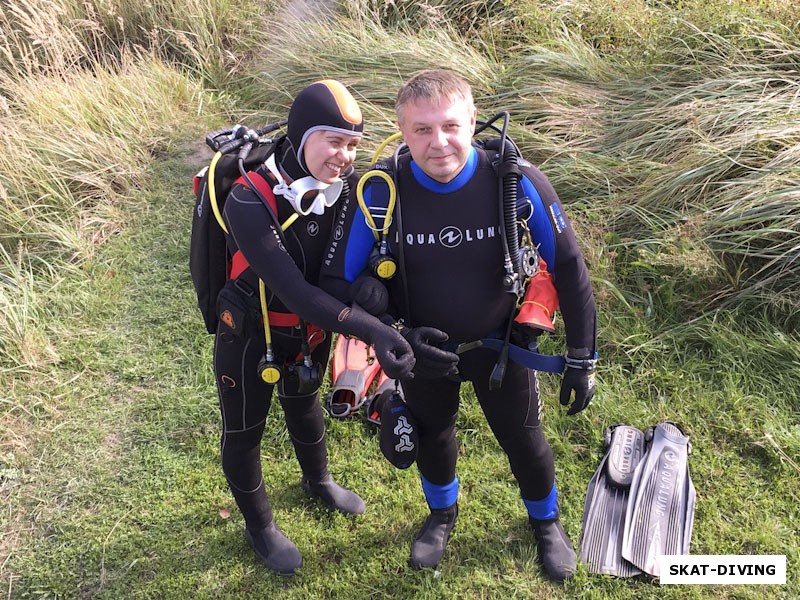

{"left": 393, "top": 143, "right": 413, "bottom": 326}
{"left": 500, "top": 137, "right": 521, "bottom": 295}
{"left": 476, "top": 112, "right": 525, "bottom": 389}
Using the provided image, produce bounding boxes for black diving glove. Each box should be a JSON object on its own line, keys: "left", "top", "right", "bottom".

{"left": 400, "top": 326, "right": 460, "bottom": 379}
{"left": 348, "top": 274, "right": 388, "bottom": 316}
{"left": 369, "top": 325, "right": 416, "bottom": 380}
{"left": 559, "top": 348, "right": 597, "bottom": 416}
{"left": 338, "top": 304, "right": 415, "bottom": 380}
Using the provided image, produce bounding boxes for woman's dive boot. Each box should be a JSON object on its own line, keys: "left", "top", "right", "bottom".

{"left": 300, "top": 473, "right": 366, "bottom": 515}
{"left": 409, "top": 503, "right": 458, "bottom": 569}
{"left": 245, "top": 521, "right": 302, "bottom": 575}
{"left": 529, "top": 516, "right": 577, "bottom": 582}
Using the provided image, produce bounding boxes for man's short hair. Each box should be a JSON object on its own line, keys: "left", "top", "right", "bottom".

{"left": 395, "top": 69, "right": 474, "bottom": 123}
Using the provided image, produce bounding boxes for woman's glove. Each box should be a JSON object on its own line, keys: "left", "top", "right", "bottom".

{"left": 369, "top": 325, "right": 416, "bottom": 380}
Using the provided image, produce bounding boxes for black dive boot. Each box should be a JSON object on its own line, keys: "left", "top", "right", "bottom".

{"left": 245, "top": 521, "right": 302, "bottom": 575}
{"left": 529, "top": 516, "right": 577, "bottom": 582}
{"left": 410, "top": 503, "right": 458, "bottom": 569}
{"left": 300, "top": 473, "right": 366, "bottom": 515}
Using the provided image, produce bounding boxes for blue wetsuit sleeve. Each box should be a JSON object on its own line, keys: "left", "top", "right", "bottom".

{"left": 520, "top": 167, "right": 596, "bottom": 351}
{"left": 319, "top": 178, "right": 384, "bottom": 302}
{"left": 343, "top": 185, "right": 379, "bottom": 282}
{"left": 520, "top": 176, "right": 556, "bottom": 269}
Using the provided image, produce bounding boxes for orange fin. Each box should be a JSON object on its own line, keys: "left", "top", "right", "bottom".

{"left": 326, "top": 336, "right": 382, "bottom": 418}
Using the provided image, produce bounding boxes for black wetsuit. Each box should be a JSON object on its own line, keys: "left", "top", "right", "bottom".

{"left": 213, "top": 141, "right": 362, "bottom": 529}
{"left": 321, "top": 144, "right": 596, "bottom": 511}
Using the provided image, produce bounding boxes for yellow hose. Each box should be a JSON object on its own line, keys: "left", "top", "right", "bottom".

{"left": 371, "top": 131, "right": 403, "bottom": 164}
{"left": 208, "top": 151, "right": 228, "bottom": 233}
{"left": 355, "top": 169, "right": 396, "bottom": 241}
{"left": 259, "top": 279, "right": 272, "bottom": 347}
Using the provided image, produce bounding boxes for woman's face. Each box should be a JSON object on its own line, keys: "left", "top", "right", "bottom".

{"left": 303, "top": 130, "right": 361, "bottom": 183}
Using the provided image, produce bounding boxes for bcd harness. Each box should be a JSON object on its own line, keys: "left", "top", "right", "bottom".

{"left": 190, "top": 122, "right": 325, "bottom": 390}
{"left": 355, "top": 112, "right": 568, "bottom": 388}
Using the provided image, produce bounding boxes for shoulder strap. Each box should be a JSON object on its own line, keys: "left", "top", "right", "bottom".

{"left": 228, "top": 170, "right": 281, "bottom": 281}
{"left": 233, "top": 170, "right": 278, "bottom": 215}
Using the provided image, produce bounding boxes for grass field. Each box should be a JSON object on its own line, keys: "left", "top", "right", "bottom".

{"left": 1, "top": 0, "right": 799, "bottom": 598}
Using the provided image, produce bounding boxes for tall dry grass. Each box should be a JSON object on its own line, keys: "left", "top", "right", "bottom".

{"left": 0, "top": 50, "right": 210, "bottom": 371}
{"left": 0, "top": 0, "right": 262, "bottom": 84}
{"left": 250, "top": 9, "right": 800, "bottom": 324}
{"left": 0, "top": 0, "right": 270, "bottom": 372}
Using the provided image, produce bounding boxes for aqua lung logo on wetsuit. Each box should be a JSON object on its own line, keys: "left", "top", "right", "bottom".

{"left": 402, "top": 224, "right": 497, "bottom": 248}
{"left": 534, "top": 373, "right": 542, "bottom": 423}
{"left": 270, "top": 224, "right": 286, "bottom": 252}
{"left": 324, "top": 193, "right": 352, "bottom": 266}
{"left": 307, "top": 220, "right": 320, "bottom": 237}
{"left": 439, "top": 226, "right": 462, "bottom": 248}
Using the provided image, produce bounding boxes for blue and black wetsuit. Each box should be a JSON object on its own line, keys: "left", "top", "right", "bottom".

{"left": 321, "top": 144, "right": 596, "bottom": 515}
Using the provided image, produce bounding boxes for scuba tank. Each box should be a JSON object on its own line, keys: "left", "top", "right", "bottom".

{"left": 192, "top": 121, "right": 322, "bottom": 388}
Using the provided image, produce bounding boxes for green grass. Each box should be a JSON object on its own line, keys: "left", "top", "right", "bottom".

{"left": 2, "top": 0, "right": 800, "bottom": 598}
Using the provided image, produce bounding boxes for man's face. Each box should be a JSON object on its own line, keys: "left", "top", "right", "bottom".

{"left": 397, "top": 96, "right": 476, "bottom": 184}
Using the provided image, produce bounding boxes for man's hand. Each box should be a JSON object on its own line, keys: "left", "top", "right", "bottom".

{"left": 349, "top": 274, "right": 388, "bottom": 316}
{"left": 401, "top": 326, "right": 459, "bottom": 379}
{"left": 559, "top": 349, "right": 597, "bottom": 415}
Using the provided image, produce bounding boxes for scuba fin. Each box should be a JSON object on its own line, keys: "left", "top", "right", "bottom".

{"left": 579, "top": 425, "right": 647, "bottom": 577}
{"left": 325, "top": 335, "right": 382, "bottom": 419}
{"left": 621, "top": 422, "right": 696, "bottom": 577}
{"left": 363, "top": 370, "right": 396, "bottom": 426}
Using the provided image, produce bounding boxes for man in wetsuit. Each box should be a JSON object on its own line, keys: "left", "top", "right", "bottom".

{"left": 320, "top": 70, "right": 597, "bottom": 581}
{"left": 212, "top": 80, "right": 415, "bottom": 575}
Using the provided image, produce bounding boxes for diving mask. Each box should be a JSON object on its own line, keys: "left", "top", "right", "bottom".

{"left": 266, "top": 154, "right": 343, "bottom": 216}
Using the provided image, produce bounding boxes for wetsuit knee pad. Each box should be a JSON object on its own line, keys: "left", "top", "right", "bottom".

{"left": 221, "top": 442, "right": 263, "bottom": 486}
{"left": 279, "top": 393, "right": 325, "bottom": 444}
{"left": 428, "top": 424, "right": 457, "bottom": 449}
{"left": 497, "top": 425, "right": 555, "bottom": 500}
{"left": 497, "top": 424, "right": 551, "bottom": 464}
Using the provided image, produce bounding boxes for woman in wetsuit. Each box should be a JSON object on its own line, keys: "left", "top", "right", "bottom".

{"left": 212, "top": 80, "right": 414, "bottom": 575}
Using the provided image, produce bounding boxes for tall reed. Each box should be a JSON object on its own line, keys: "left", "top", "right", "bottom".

{"left": 0, "top": 54, "right": 209, "bottom": 370}
{"left": 0, "top": 0, "right": 260, "bottom": 86}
